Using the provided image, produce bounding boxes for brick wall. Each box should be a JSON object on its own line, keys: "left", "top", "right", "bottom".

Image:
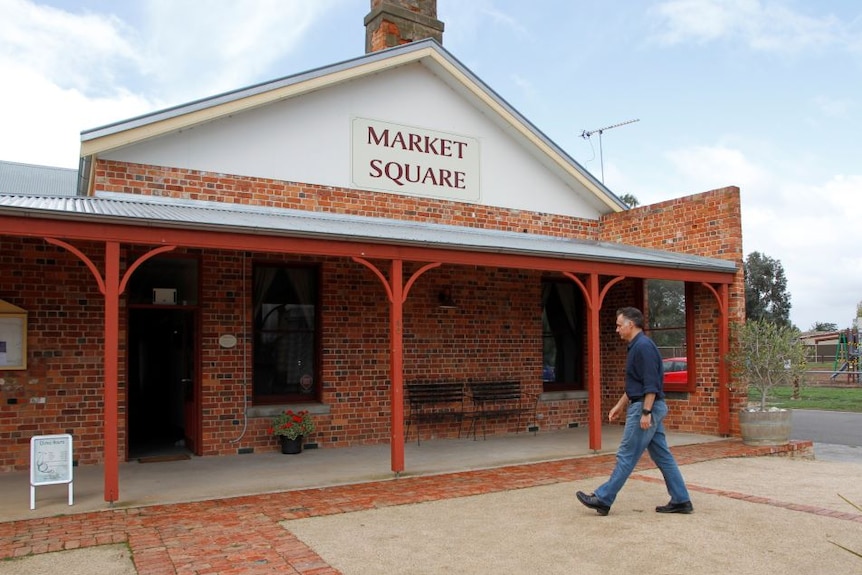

{"left": 199, "top": 257, "right": 547, "bottom": 453}
{"left": 94, "top": 161, "right": 600, "bottom": 238}
{"left": 0, "top": 239, "right": 121, "bottom": 471}
{"left": 600, "top": 187, "right": 747, "bottom": 435}
{"left": 0, "top": 166, "right": 744, "bottom": 469}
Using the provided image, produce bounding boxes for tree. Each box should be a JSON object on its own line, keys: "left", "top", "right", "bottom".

{"left": 744, "top": 251, "right": 791, "bottom": 327}
{"left": 618, "top": 193, "right": 639, "bottom": 208}
{"left": 811, "top": 322, "right": 838, "bottom": 332}
{"left": 647, "top": 279, "right": 685, "bottom": 349}
{"left": 726, "top": 319, "right": 809, "bottom": 411}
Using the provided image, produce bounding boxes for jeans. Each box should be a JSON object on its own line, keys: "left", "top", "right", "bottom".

{"left": 593, "top": 400, "right": 690, "bottom": 507}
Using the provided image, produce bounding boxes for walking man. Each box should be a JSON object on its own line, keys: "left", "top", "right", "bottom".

{"left": 576, "top": 306, "right": 693, "bottom": 516}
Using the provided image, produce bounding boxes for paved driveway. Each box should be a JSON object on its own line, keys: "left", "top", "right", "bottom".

{"left": 791, "top": 409, "right": 862, "bottom": 446}
{"left": 792, "top": 409, "right": 862, "bottom": 463}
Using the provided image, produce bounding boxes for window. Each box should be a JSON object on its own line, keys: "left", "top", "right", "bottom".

{"left": 542, "top": 280, "right": 585, "bottom": 391}
{"left": 253, "top": 265, "right": 318, "bottom": 403}
{"left": 647, "top": 279, "right": 692, "bottom": 392}
{"left": 662, "top": 357, "right": 688, "bottom": 386}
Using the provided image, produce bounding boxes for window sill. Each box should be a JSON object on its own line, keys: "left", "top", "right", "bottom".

{"left": 248, "top": 403, "right": 330, "bottom": 419}
{"left": 539, "top": 390, "right": 589, "bottom": 402}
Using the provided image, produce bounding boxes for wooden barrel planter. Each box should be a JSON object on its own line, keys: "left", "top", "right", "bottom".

{"left": 739, "top": 409, "right": 792, "bottom": 446}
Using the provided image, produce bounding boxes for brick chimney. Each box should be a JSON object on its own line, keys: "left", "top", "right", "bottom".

{"left": 364, "top": 0, "right": 445, "bottom": 53}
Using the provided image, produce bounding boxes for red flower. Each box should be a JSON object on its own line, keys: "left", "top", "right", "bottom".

{"left": 270, "top": 409, "right": 315, "bottom": 440}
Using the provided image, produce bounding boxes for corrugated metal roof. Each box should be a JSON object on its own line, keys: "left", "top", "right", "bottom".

{"left": 0, "top": 160, "right": 78, "bottom": 196}
{"left": 0, "top": 193, "right": 737, "bottom": 274}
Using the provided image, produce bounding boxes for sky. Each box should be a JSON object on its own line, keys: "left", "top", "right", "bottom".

{"left": 0, "top": 0, "right": 860, "bottom": 331}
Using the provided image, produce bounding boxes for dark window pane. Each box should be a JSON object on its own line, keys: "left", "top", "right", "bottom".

{"left": 542, "top": 281, "right": 584, "bottom": 391}
{"left": 253, "top": 266, "right": 317, "bottom": 403}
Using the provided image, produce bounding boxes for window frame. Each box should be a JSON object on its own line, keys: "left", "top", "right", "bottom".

{"left": 251, "top": 262, "right": 321, "bottom": 405}
{"left": 645, "top": 280, "right": 696, "bottom": 393}
{"left": 541, "top": 279, "right": 586, "bottom": 392}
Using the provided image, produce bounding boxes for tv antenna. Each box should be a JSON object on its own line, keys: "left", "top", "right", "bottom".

{"left": 580, "top": 118, "right": 640, "bottom": 183}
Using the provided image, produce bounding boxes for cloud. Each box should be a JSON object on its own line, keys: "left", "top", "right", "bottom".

{"left": 650, "top": 0, "right": 849, "bottom": 54}
{"left": 0, "top": 63, "right": 158, "bottom": 168}
{"left": 480, "top": 6, "right": 531, "bottom": 38}
{"left": 655, "top": 143, "right": 861, "bottom": 328}
{"left": 660, "top": 143, "right": 847, "bottom": 248}
{"left": 812, "top": 95, "right": 852, "bottom": 118}
{"left": 0, "top": 0, "right": 157, "bottom": 166}
{"left": 0, "top": 0, "right": 143, "bottom": 97}
{"left": 665, "top": 144, "right": 774, "bottom": 192}
{"left": 439, "top": 0, "right": 531, "bottom": 46}
{"left": 137, "top": 0, "right": 343, "bottom": 103}
{"left": 0, "top": 0, "right": 342, "bottom": 166}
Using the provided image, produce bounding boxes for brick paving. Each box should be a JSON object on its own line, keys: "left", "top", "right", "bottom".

{"left": 0, "top": 439, "right": 816, "bottom": 574}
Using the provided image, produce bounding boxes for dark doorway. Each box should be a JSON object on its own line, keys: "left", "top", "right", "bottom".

{"left": 128, "top": 308, "right": 197, "bottom": 460}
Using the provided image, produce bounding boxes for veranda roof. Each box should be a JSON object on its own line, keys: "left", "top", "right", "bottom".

{"left": 0, "top": 192, "right": 736, "bottom": 275}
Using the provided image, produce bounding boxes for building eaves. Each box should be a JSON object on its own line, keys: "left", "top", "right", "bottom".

{"left": 0, "top": 193, "right": 736, "bottom": 274}
{"left": 79, "top": 39, "right": 626, "bottom": 213}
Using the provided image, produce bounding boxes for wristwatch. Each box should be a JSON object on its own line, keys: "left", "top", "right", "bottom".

{"left": 641, "top": 408, "right": 652, "bottom": 416}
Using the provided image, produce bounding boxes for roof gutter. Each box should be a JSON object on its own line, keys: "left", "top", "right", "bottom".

{"left": 76, "top": 155, "right": 94, "bottom": 197}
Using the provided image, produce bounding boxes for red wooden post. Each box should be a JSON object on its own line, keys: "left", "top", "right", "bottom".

{"left": 717, "top": 284, "right": 730, "bottom": 435}
{"left": 587, "top": 273, "right": 603, "bottom": 451}
{"left": 103, "top": 241, "right": 120, "bottom": 502}
{"left": 390, "top": 259, "right": 405, "bottom": 473}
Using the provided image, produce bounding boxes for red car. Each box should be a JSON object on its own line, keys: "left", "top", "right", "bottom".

{"left": 663, "top": 357, "right": 688, "bottom": 385}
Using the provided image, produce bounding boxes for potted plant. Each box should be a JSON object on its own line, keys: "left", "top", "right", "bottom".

{"left": 269, "top": 409, "right": 315, "bottom": 454}
{"left": 726, "top": 319, "right": 809, "bottom": 445}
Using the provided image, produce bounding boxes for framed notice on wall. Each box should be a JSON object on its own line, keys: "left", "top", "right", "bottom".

{"left": 0, "top": 300, "right": 27, "bottom": 370}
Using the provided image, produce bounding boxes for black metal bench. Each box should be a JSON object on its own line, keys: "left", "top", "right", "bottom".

{"left": 404, "top": 382, "right": 467, "bottom": 445}
{"left": 467, "top": 381, "right": 538, "bottom": 440}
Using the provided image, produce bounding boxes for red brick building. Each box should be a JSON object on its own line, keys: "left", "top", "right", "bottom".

{"left": 0, "top": 1, "right": 746, "bottom": 503}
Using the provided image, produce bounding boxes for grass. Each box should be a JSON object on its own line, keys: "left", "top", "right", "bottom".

{"left": 750, "top": 384, "right": 862, "bottom": 412}
{"left": 808, "top": 360, "right": 857, "bottom": 372}
{"left": 744, "top": 361, "right": 862, "bottom": 412}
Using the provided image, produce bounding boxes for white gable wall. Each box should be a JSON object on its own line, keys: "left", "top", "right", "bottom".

{"left": 100, "top": 62, "right": 605, "bottom": 219}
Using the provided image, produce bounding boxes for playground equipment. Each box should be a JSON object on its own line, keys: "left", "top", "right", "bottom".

{"left": 831, "top": 328, "right": 860, "bottom": 383}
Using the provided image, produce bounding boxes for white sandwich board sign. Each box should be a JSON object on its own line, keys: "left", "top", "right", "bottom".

{"left": 30, "top": 434, "right": 74, "bottom": 510}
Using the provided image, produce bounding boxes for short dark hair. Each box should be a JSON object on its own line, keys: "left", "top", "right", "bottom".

{"left": 616, "top": 306, "right": 644, "bottom": 329}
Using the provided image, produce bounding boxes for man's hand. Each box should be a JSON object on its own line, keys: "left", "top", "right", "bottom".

{"left": 608, "top": 403, "right": 623, "bottom": 422}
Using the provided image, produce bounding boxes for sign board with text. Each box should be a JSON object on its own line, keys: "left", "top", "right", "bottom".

{"left": 351, "top": 117, "right": 480, "bottom": 202}
{"left": 30, "top": 434, "right": 74, "bottom": 509}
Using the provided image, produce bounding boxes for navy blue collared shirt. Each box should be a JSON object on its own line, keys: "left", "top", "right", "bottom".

{"left": 625, "top": 331, "right": 665, "bottom": 401}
